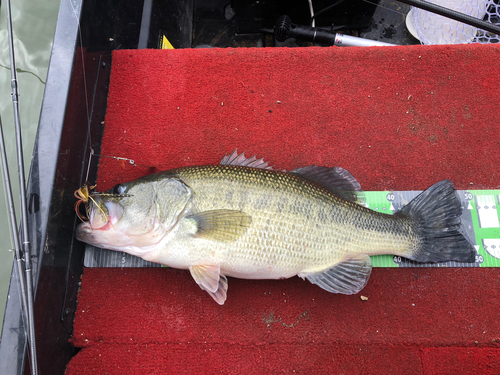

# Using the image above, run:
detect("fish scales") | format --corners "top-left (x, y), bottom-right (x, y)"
top-left (170, 165), bottom-right (417, 276)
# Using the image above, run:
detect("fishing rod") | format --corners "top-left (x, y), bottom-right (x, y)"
top-left (5, 0), bottom-right (39, 373)
top-left (0, 115), bottom-right (31, 361)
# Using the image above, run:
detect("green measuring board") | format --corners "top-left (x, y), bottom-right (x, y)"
top-left (369, 190), bottom-right (500, 268)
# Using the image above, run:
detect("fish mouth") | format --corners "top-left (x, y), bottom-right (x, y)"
top-left (85, 197), bottom-right (123, 230)
top-left (74, 200), bottom-right (116, 247)
top-left (74, 213), bottom-right (162, 255)
top-left (75, 221), bottom-right (100, 246)
top-left (75, 220), bottom-right (117, 249)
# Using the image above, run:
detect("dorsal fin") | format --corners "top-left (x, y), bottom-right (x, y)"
top-left (220, 149), bottom-right (278, 170)
top-left (290, 165), bottom-right (365, 205)
top-left (220, 151), bottom-right (364, 204)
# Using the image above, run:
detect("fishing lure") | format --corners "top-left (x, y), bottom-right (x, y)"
top-left (74, 182), bottom-right (96, 222)
top-left (74, 182), bottom-right (133, 222)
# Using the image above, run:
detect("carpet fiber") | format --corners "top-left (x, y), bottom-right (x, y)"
top-left (67, 44), bottom-right (500, 374)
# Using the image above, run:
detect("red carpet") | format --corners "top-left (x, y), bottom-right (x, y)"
top-left (68, 45), bottom-right (500, 374)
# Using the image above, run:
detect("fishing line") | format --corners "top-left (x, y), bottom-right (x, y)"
top-left (94, 153), bottom-right (137, 166)
top-left (59, 0), bottom-right (101, 341)
top-left (310, 0), bottom-right (408, 24)
top-left (68, 2), bottom-right (141, 183)
top-left (68, 0), bottom-right (91, 139)
top-left (68, 0), bottom-right (95, 185)
top-left (93, 153), bottom-right (155, 168)
top-left (69, 0), bottom-right (125, 183)
top-left (361, 0), bottom-right (408, 17)
top-left (310, 0), bottom-right (347, 22)
top-left (61, 3), bottom-right (152, 336)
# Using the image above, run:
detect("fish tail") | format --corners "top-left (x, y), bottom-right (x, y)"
top-left (396, 180), bottom-right (476, 263)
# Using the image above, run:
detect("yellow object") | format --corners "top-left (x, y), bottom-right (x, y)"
top-left (161, 36), bottom-right (174, 49)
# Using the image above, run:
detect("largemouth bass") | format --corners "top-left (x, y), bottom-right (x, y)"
top-left (75, 150), bottom-right (475, 304)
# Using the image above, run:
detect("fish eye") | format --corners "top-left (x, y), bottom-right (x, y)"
top-left (113, 184), bottom-right (127, 195)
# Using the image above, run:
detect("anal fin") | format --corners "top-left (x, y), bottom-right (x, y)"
top-left (300, 255), bottom-right (372, 295)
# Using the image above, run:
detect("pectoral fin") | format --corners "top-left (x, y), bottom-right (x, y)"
top-left (300, 255), bottom-right (372, 295)
top-left (188, 209), bottom-right (252, 242)
top-left (189, 264), bottom-right (228, 305)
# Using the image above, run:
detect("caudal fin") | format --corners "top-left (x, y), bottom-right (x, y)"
top-left (395, 180), bottom-right (476, 263)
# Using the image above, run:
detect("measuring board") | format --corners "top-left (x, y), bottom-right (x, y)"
top-left (83, 189), bottom-right (500, 268)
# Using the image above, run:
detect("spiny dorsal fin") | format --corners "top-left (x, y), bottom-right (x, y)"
top-left (188, 209), bottom-right (252, 242)
top-left (300, 255), bottom-right (372, 295)
top-left (290, 165), bottom-right (365, 205)
top-left (220, 149), bottom-right (278, 170)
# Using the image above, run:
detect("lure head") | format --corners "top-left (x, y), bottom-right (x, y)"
top-left (73, 183), bottom-right (96, 222)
